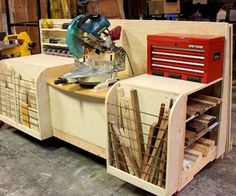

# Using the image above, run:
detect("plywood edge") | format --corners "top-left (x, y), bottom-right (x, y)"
top-left (105, 82), bottom-right (120, 166)
top-left (36, 71), bottom-right (53, 139)
top-left (167, 94), bottom-right (186, 195)
top-left (216, 23), bottom-right (232, 157)
top-left (107, 166), bottom-right (167, 196)
top-left (0, 114), bottom-right (42, 140)
top-left (48, 80), bottom-right (107, 100)
top-left (47, 71), bottom-right (130, 100)
top-left (53, 128), bottom-right (106, 159)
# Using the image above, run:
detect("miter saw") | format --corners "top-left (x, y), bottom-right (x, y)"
top-left (54, 14), bottom-right (127, 91)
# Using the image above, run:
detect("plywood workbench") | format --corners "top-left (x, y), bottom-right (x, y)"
top-left (45, 19), bottom-right (233, 159)
top-left (0, 19), bottom-right (233, 195)
top-left (47, 69), bottom-right (129, 158)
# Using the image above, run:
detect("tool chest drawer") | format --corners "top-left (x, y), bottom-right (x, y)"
top-left (147, 34), bottom-right (225, 83)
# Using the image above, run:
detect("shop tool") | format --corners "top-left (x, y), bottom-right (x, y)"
top-left (54, 14), bottom-right (127, 90)
top-left (0, 32), bottom-right (35, 58)
top-left (147, 33), bottom-right (225, 83)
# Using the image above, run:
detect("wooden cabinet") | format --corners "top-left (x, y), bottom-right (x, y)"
top-left (46, 64), bottom-right (129, 158)
top-left (106, 74), bottom-right (227, 195)
top-left (0, 54), bottom-right (73, 139)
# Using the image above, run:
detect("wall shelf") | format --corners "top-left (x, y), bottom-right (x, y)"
top-left (41, 28), bottom-right (67, 32)
top-left (42, 43), bottom-right (67, 48)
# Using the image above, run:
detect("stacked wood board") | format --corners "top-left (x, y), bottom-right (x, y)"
top-left (108, 87), bottom-right (172, 187)
top-left (0, 70), bottom-right (15, 121)
top-left (183, 94), bottom-right (221, 171)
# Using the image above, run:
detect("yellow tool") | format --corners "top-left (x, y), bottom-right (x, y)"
top-left (51, 0), bottom-right (60, 18)
top-left (0, 32), bottom-right (35, 57)
top-left (50, 0), bottom-right (69, 18)
top-left (61, 0), bottom-right (70, 18)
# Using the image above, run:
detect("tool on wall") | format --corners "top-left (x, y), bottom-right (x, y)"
top-left (50, 0), bottom-right (70, 18)
top-left (77, 0), bottom-right (101, 15)
top-left (0, 32), bottom-right (35, 58)
top-left (54, 14), bottom-right (132, 91)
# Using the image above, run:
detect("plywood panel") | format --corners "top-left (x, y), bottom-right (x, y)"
top-left (88, 0), bottom-right (124, 19)
top-left (27, 0), bottom-right (37, 21)
top-left (0, 0), bottom-right (6, 32)
top-left (40, 0), bottom-right (49, 18)
top-left (27, 26), bottom-right (40, 54)
top-left (109, 20), bottom-right (230, 76)
top-left (49, 86), bottom-right (107, 148)
top-left (0, 1), bottom-right (2, 31)
top-left (69, 0), bottom-right (77, 18)
top-left (13, 0), bottom-right (28, 22)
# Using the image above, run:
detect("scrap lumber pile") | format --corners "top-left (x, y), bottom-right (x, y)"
top-left (186, 94), bottom-right (222, 119)
top-left (108, 88), bottom-right (173, 188)
top-left (183, 94), bottom-right (221, 170)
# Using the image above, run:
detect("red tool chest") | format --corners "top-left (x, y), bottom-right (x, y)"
top-left (147, 34), bottom-right (225, 83)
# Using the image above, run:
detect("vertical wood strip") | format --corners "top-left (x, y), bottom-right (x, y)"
top-left (130, 89), bottom-right (145, 168)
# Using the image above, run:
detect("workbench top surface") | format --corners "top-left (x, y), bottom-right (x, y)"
top-left (48, 79), bottom-right (108, 99)
top-left (2, 54), bottom-right (74, 68)
top-left (120, 74), bottom-right (222, 96)
top-left (48, 72), bottom-right (130, 100)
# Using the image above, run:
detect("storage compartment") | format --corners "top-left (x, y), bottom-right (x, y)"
top-left (180, 81), bottom-right (222, 189)
top-left (0, 70), bottom-right (39, 130)
top-left (106, 75), bottom-right (228, 196)
top-left (0, 54), bottom-right (73, 140)
top-left (107, 88), bottom-right (171, 188)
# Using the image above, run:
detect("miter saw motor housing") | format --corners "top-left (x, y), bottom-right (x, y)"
top-left (54, 14), bottom-right (126, 91)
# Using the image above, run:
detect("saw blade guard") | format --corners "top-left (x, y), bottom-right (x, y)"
top-left (66, 15), bottom-right (85, 59)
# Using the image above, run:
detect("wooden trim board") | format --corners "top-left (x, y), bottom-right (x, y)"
top-left (0, 114), bottom-right (41, 140)
top-left (107, 166), bottom-right (166, 196)
top-left (53, 128), bottom-right (106, 159)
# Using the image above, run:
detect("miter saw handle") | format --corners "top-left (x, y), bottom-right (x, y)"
top-left (109, 26), bottom-right (122, 41)
top-left (76, 14), bottom-right (100, 26)
top-left (54, 77), bottom-right (68, 85)
top-left (76, 14), bottom-right (110, 37)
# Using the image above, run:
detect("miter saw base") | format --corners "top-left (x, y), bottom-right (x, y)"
top-left (77, 74), bottom-right (113, 85)
top-left (54, 65), bottom-right (118, 91)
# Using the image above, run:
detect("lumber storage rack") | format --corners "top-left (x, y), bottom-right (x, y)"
top-left (105, 74), bottom-right (226, 196)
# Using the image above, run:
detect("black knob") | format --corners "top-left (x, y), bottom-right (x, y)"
top-left (54, 77), bottom-right (68, 85)
top-left (28, 42), bottom-right (36, 49)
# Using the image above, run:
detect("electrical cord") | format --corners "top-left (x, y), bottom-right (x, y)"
top-left (124, 49), bottom-right (135, 76)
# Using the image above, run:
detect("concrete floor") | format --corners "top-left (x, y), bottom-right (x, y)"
top-left (0, 127), bottom-right (236, 196)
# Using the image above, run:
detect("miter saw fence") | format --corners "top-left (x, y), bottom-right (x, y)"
top-left (54, 14), bottom-right (127, 90)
